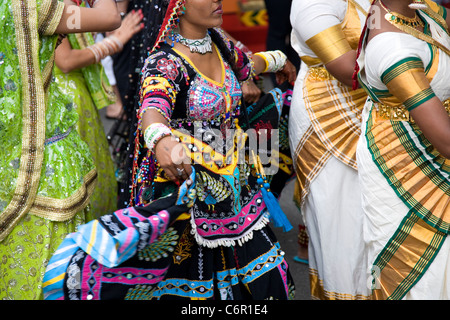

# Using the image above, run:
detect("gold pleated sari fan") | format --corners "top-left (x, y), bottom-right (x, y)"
top-left (356, 0), bottom-right (450, 300)
top-left (293, 0), bottom-right (368, 208)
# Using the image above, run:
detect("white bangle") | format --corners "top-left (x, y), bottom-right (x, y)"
top-left (143, 123), bottom-right (173, 153)
top-left (87, 46), bottom-right (101, 63)
top-left (273, 50), bottom-right (287, 71)
top-left (108, 35), bottom-right (124, 51)
top-left (254, 50), bottom-right (287, 73)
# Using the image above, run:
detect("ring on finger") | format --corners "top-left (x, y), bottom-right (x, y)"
top-left (176, 167), bottom-right (185, 176)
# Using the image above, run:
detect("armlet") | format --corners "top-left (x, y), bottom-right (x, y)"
top-left (381, 57), bottom-right (435, 111)
top-left (305, 24), bottom-right (352, 65)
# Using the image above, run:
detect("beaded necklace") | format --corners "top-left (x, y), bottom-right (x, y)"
top-left (380, 0), bottom-right (425, 29)
top-left (173, 32), bottom-right (213, 54)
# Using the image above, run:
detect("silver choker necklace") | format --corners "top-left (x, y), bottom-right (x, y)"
top-left (174, 32), bottom-right (212, 54)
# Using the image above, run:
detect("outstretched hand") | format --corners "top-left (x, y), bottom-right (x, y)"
top-left (108, 9), bottom-right (144, 44)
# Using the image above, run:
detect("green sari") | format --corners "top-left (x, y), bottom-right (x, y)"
top-left (65, 32), bottom-right (116, 109)
top-left (54, 32), bottom-right (118, 219)
top-left (0, 0), bottom-right (97, 299)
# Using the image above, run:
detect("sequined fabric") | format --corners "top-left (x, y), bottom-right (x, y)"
top-left (0, 0), bottom-right (97, 299)
top-left (54, 66), bottom-right (117, 218)
top-left (41, 29), bottom-right (295, 300)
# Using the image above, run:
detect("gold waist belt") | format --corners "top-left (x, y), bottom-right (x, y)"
top-left (307, 66), bottom-right (336, 82)
top-left (375, 99), bottom-right (450, 123)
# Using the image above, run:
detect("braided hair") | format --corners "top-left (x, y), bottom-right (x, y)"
top-left (116, 0), bottom-right (172, 208)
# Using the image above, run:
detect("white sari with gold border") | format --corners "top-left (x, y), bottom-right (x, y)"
top-left (356, 3), bottom-right (450, 299)
top-left (289, 0), bottom-right (372, 300)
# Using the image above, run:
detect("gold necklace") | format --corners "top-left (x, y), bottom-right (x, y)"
top-left (379, 0), bottom-right (425, 28)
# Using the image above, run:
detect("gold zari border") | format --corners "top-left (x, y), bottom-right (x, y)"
top-left (343, 0), bottom-right (367, 50)
top-left (372, 216), bottom-right (446, 300)
top-left (30, 169), bottom-right (98, 221)
top-left (384, 68), bottom-right (433, 110)
top-left (303, 69), bottom-right (366, 170)
top-left (374, 47), bottom-right (438, 119)
top-left (310, 268), bottom-right (372, 300)
top-left (374, 47), bottom-right (440, 122)
top-left (43, 51), bottom-right (56, 92)
top-left (424, 0), bottom-right (449, 31)
top-left (293, 126), bottom-right (332, 208)
top-left (368, 108), bottom-right (450, 227)
top-left (0, 0), bottom-right (48, 242)
top-left (38, 0), bottom-right (65, 36)
top-left (0, 0), bottom-right (67, 242)
top-left (300, 0), bottom-right (366, 66)
top-left (367, 103), bottom-right (450, 299)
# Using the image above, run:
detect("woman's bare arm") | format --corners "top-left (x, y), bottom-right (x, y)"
top-left (325, 50), bottom-right (357, 87)
top-left (55, 9), bottom-right (144, 73)
top-left (410, 97), bottom-right (450, 158)
top-left (56, 0), bottom-right (121, 34)
top-left (54, 38), bottom-right (96, 73)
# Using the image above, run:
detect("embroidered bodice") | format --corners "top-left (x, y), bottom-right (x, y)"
top-left (136, 30), bottom-right (270, 247)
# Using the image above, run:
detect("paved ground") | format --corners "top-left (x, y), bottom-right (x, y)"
top-left (274, 179), bottom-right (310, 300)
top-left (99, 99), bottom-right (311, 301)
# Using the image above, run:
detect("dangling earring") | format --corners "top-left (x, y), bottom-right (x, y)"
top-left (176, 0), bottom-right (186, 17)
top-left (409, 0), bottom-right (427, 10)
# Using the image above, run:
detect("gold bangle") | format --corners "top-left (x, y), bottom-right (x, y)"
top-left (254, 52), bottom-right (269, 73)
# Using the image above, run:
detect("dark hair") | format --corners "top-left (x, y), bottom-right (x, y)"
top-left (115, 0), bottom-right (171, 208)
top-left (209, 28), bottom-right (240, 77)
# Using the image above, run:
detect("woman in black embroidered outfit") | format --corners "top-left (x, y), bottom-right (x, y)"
top-left (43, 0), bottom-right (297, 300)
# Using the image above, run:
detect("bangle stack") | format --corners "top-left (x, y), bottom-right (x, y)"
top-left (87, 35), bottom-right (123, 63)
top-left (254, 50), bottom-right (287, 73)
top-left (143, 123), bottom-right (173, 153)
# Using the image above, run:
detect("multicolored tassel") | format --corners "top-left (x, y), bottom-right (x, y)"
top-left (251, 151), bottom-right (293, 232)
